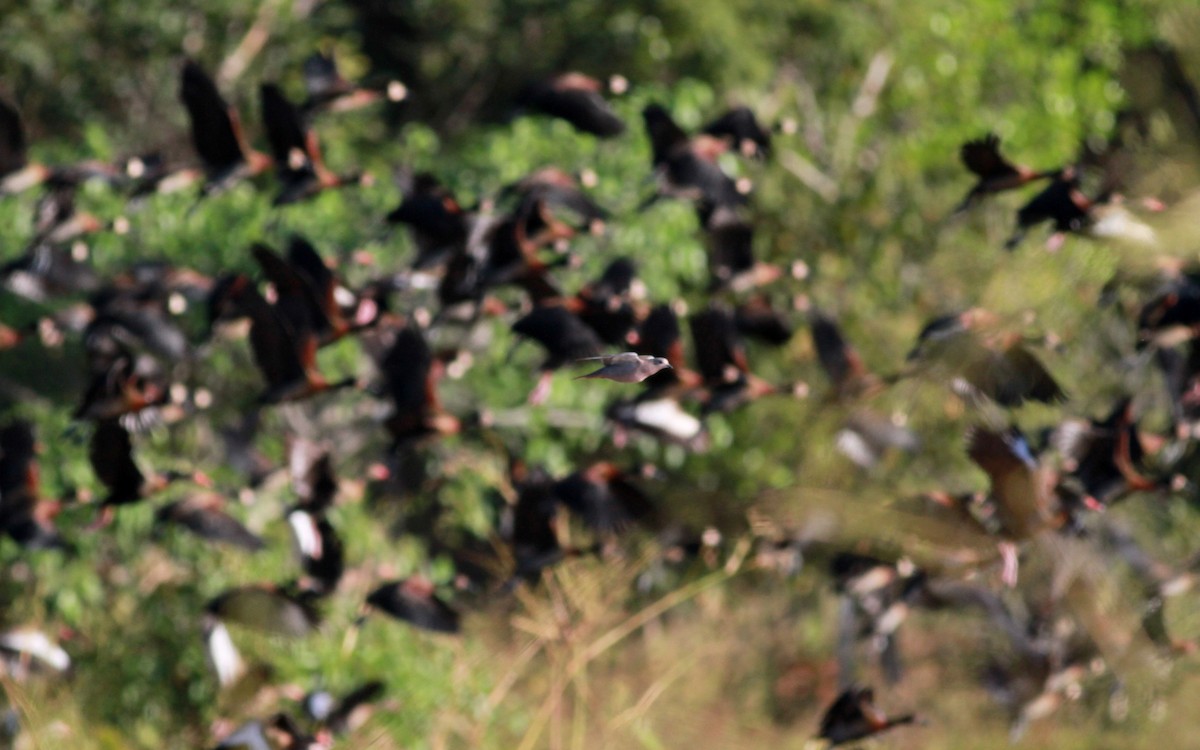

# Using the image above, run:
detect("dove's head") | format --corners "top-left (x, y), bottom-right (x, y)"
top-left (646, 356), bottom-right (672, 371)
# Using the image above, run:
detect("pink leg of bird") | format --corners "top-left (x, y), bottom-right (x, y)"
top-left (999, 541), bottom-right (1019, 588)
top-left (528, 370), bottom-right (554, 405)
top-left (1045, 233), bottom-right (1066, 253)
top-left (87, 504), bottom-right (116, 531)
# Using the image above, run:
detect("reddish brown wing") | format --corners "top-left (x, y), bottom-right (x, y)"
top-left (967, 427), bottom-right (1045, 538)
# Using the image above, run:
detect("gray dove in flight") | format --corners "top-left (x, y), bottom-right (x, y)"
top-left (574, 352), bottom-right (672, 383)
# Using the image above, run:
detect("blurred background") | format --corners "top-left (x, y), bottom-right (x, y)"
top-left (3, 0), bottom-right (1200, 748)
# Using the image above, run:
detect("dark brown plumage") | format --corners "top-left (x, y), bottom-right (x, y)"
top-left (301, 50), bottom-right (403, 115)
top-left (155, 494), bottom-right (264, 551)
top-left (701, 105), bottom-right (772, 158)
top-left (955, 133), bottom-right (1054, 212)
top-left (374, 322), bottom-right (461, 446)
top-left (386, 173), bottom-right (469, 269)
top-left (552, 462), bottom-right (657, 534)
top-left (517, 72), bottom-right (625, 137)
top-left (1053, 397), bottom-right (1160, 508)
top-left (179, 60), bottom-right (271, 193)
top-left (0, 420), bottom-right (67, 549)
top-left (366, 578), bottom-right (461, 634)
top-left (642, 103), bottom-right (745, 210)
top-left (1004, 167), bottom-right (1090, 250)
top-left (817, 685), bottom-right (916, 746)
top-left (260, 83), bottom-right (364, 205)
top-left (809, 309), bottom-right (875, 399)
top-left (215, 257), bottom-right (354, 404)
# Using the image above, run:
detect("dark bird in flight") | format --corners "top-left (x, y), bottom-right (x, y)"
top-left (516, 72), bottom-right (626, 137)
top-left (954, 133), bottom-right (1056, 213)
top-left (365, 577), bottom-right (461, 634)
top-left (817, 685), bottom-right (916, 746)
top-left (260, 83), bottom-right (368, 205)
top-left (179, 60), bottom-right (272, 195)
top-left (301, 50), bottom-right (406, 115)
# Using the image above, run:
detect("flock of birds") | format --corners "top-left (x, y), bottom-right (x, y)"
top-left (0, 47), bottom-right (1197, 749)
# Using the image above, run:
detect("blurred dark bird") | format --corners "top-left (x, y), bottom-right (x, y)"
top-left (301, 50), bottom-right (406, 115)
top-left (179, 59), bottom-right (272, 194)
top-left (574, 352), bottom-right (672, 383)
top-left (282, 445), bottom-right (344, 596)
top-left (809, 308), bottom-right (880, 401)
top-left (701, 204), bottom-right (781, 292)
top-left (734, 295), bottom-right (794, 346)
top-left (701, 105), bottom-right (772, 159)
top-left (510, 464), bottom-right (565, 580)
top-left (1051, 397), bottom-right (1162, 509)
top-left (642, 103), bottom-right (746, 210)
top-left (507, 462), bottom-right (603, 580)
top-left (272, 236), bottom-right (382, 343)
top-left (0, 96), bottom-right (123, 194)
top-left (207, 584), bottom-right (321, 637)
top-left (28, 185), bottom-right (112, 246)
top-left (516, 72), bottom-right (626, 137)
top-left (289, 438), bottom-right (339, 514)
top-left (365, 577), bottom-right (461, 634)
top-left (155, 494), bottom-right (264, 551)
top-left (513, 305), bottom-right (605, 404)
top-left (690, 303), bottom-right (789, 413)
top-left (0, 96), bottom-right (39, 193)
top-left (251, 241), bottom-right (334, 340)
top-left (287, 508), bottom-right (344, 596)
top-left (386, 172), bottom-right (469, 269)
top-left (208, 269), bottom-right (355, 404)
top-left (567, 257), bottom-right (641, 346)
top-left (372, 321), bottom-right (462, 446)
top-left (213, 714), bottom-right (321, 750)
top-left (552, 462), bottom-right (658, 534)
top-left (85, 294), bottom-right (191, 364)
top-left (72, 348), bottom-right (170, 424)
top-left (1004, 166), bottom-right (1091, 250)
top-left (1137, 270), bottom-right (1200, 349)
top-left (304, 680), bottom-right (386, 736)
top-left (1, 243), bottom-right (100, 302)
top-left (88, 419), bottom-right (202, 523)
top-left (955, 133), bottom-right (1055, 213)
top-left (260, 83), bottom-right (367, 205)
top-left (905, 309), bottom-right (1065, 407)
top-left (968, 425), bottom-right (1061, 585)
top-left (830, 553), bottom-right (922, 685)
top-left (0, 420), bottom-right (69, 550)
top-left (502, 166), bottom-right (609, 240)
top-left (817, 685), bottom-right (916, 746)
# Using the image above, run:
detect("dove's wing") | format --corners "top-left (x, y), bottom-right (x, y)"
top-left (576, 352), bottom-right (641, 364)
